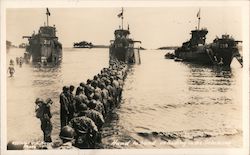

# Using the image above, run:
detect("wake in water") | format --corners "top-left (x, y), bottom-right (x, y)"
top-left (102, 127), bottom-right (242, 149)
top-left (137, 128), bottom-right (241, 142)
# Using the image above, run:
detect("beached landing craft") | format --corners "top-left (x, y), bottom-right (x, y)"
top-left (172, 9), bottom-right (243, 67)
top-left (109, 8), bottom-right (141, 64)
top-left (23, 8), bottom-right (62, 65)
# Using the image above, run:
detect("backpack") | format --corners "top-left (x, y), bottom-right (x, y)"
top-left (35, 105), bottom-right (44, 119)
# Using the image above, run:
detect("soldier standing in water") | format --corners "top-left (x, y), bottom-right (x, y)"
top-left (8, 59), bottom-right (15, 77)
top-left (69, 104), bottom-right (98, 149)
top-left (60, 86), bottom-right (70, 129)
top-left (68, 85), bottom-right (76, 121)
top-left (35, 98), bottom-right (53, 142)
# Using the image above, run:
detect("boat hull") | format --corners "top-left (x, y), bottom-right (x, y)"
top-left (177, 51), bottom-right (212, 65)
top-left (175, 46), bottom-right (234, 66)
top-left (26, 41), bottom-right (62, 64)
top-left (211, 47), bottom-right (235, 66)
top-left (109, 46), bottom-right (136, 64)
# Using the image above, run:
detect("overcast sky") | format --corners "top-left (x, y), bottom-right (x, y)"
top-left (6, 7), bottom-right (242, 49)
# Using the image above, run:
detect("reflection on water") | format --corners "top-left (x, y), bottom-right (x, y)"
top-left (101, 50), bottom-right (242, 148)
top-left (7, 48), bottom-right (242, 148)
top-left (7, 48), bottom-right (108, 142)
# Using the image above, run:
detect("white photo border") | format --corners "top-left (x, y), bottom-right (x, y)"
top-left (1, 0), bottom-right (249, 155)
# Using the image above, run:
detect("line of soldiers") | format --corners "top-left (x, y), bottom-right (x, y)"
top-left (58, 60), bottom-right (128, 149)
top-left (7, 60), bottom-right (129, 150)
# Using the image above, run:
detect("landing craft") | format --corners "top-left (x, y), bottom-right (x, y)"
top-left (109, 8), bottom-right (141, 64)
top-left (23, 8), bottom-right (62, 65)
top-left (173, 9), bottom-right (243, 67)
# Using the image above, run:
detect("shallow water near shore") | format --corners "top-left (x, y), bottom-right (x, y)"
top-left (7, 48), bottom-right (242, 148)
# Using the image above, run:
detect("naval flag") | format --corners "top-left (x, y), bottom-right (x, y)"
top-left (117, 8), bottom-right (123, 18)
top-left (46, 8), bottom-right (51, 16)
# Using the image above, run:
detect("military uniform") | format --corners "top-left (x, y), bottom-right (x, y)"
top-left (40, 112), bottom-right (53, 142)
top-left (106, 84), bottom-right (115, 109)
top-left (94, 87), bottom-right (102, 100)
top-left (85, 109), bottom-right (104, 130)
top-left (77, 93), bottom-right (88, 103)
top-left (35, 100), bottom-right (53, 143)
top-left (60, 92), bottom-right (70, 129)
top-left (94, 100), bottom-right (105, 117)
top-left (68, 92), bottom-right (75, 121)
top-left (101, 88), bottom-right (110, 113)
top-left (69, 116), bottom-right (98, 149)
top-left (112, 79), bottom-right (121, 102)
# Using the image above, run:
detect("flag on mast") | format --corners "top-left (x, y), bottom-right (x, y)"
top-left (197, 9), bottom-right (200, 18)
top-left (117, 8), bottom-right (123, 18)
top-left (46, 8), bottom-right (51, 16)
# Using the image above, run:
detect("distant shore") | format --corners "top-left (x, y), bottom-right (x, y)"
top-left (157, 46), bottom-right (179, 50)
top-left (73, 45), bottom-right (109, 49)
top-left (72, 45), bottom-right (147, 50)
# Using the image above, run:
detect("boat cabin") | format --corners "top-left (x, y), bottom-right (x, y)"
top-left (190, 28), bottom-right (208, 46)
top-left (38, 26), bottom-right (57, 38)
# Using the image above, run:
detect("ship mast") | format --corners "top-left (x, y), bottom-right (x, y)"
top-left (46, 8), bottom-right (51, 26)
top-left (118, 7), bottom-right (124, 30)
top-left (197, 8), bottom-right (201, 30)
top-left (121, 8), bottom-right (124, 29)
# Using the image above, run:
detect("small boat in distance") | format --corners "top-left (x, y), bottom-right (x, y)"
top-left (73, 41), bottom-right (93, 48)
top-left (109, 8), bottom-right (141, 64)
top-left (174, 9), bottom-right (243, 67)
top-left (23, 8), bottom-right (62, 65)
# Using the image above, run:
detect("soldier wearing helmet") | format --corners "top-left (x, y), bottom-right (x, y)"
top-left (86, 101), bottom-right (104, 130)
top-left (75, 86), bottom-right (88, 113)
top-left (56, 126), bottom-right (78, 149)
top-left (92, 95), bottom-right (105, 117)
top-left (35, 97), bottom-right (53, 142)
top-left (35, 98), bottom-right (44, 118)
top-left (99, 82), bottom-right (109, 113)
top-left (69, 103), bottom-right (98, 149)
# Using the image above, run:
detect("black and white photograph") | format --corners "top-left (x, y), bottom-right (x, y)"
top-left (1, 0), bottom-right (249, 155)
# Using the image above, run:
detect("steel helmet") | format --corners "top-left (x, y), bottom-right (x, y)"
top-left (78, 103), bottom-right (88, 111)
top-left (62, 86), bottom-right (69, 92)
top-left (35, 98), bottom-right (44, 104)
top-left (89, 99), bottom-right (97, 109)
top-left (69, 85), bottom-right (75, 92)
top-left (59, 126), bottom-right (75, 140)
top-left (77, 86), bottom-right (84, 92)
top-left (79, 82), bottom-right (86, 88)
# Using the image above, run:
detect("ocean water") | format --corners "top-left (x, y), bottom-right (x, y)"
top-left (6, 48), bottom-right (242, 148)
